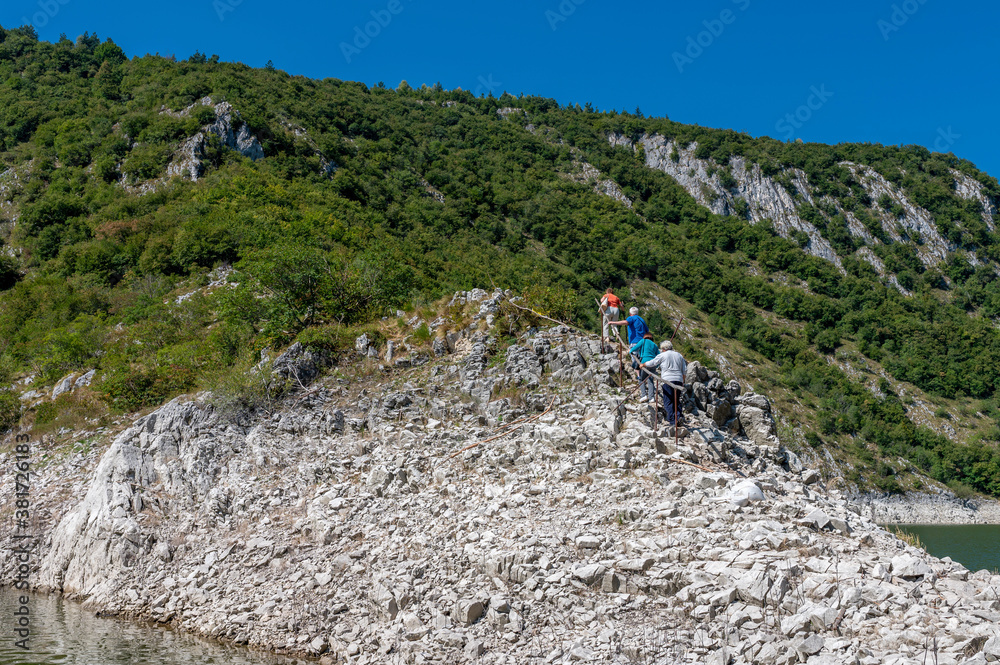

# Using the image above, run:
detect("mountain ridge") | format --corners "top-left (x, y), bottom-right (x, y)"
top-left (2, 25), bottom-right (1000, 499)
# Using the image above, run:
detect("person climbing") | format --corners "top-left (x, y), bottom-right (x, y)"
top-left (630, 332), bottom-right (659, 403)
top-left (599, 288), bottom-right (622, 343)
top-left (641, 340), bottom-right (687, 426)
top-left (608, 306), bottom-right (649, 346)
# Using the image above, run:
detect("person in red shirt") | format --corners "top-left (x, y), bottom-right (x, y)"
top-left (599, 288), bottom-right (622, 342)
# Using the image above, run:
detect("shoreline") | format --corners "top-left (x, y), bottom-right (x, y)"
top-left (852, 490), bottom-right (1000, 525)
top-left (7, 318), bottom-right (1000, 664)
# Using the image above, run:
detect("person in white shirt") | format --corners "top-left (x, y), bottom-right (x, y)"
top-left (641, 340), bottom-right (687, 425)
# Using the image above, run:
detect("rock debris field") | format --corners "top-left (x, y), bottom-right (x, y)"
top-left (4, 289), bottom-right (1000, 665)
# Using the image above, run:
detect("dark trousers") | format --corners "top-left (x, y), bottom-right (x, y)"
top-left (662, 383), bottom-right (681, 425)
top-left (638, 368), bottom-right (656, 401)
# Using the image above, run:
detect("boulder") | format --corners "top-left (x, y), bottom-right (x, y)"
top-left (740, 392), bottom-right (771, 412)
top-left (52, 373), bottom-right (76, 400)
top-left (729, 480), bottom-right (765, 507)
top-left (692, 382), bottom-right (710, 410)
top-left (453, 599), bottom-right (484, 626)
top-left (272, 342), bottom-right (323, 387)
top-left (891, 554), bottom-right (932, 579)
top-left (74, 369), bottom-right (96, 389)
top-left (355, 334), bottom-right (370, 356)
top-left (738, 406), bottom-right (777, 446)
top-left (685, 361), bottom-right (709, 385)
top-left (706, 399), bottom-right (732, 428)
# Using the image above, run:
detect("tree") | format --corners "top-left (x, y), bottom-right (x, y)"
top-left (96, 60), bottom-right (123, 100)
top-left (94, 38), bottom-right (126, 64)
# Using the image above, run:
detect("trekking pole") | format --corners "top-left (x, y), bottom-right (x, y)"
top-left (617, 340), bottom-right (623, 388)
top-left (670, 316), bottom-right (685, 342)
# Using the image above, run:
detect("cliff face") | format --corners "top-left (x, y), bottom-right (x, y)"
top-left (164, 97), bottom-right (266, 181)
top-left (6, 293), bottom-right (1000, 664)
top-left (609, 133), bottom-right (995, 280)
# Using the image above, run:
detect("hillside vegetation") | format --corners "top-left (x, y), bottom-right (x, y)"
top-left (2, 26), bottom-right (1000, 497)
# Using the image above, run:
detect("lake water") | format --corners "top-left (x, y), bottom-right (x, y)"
top-left (0, 588), bottom-right (308, 665)
top-left (890, 524), bottom-right (1000, 574)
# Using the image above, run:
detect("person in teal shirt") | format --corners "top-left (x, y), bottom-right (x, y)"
top-left (630, 333), bottom-right (659, 402)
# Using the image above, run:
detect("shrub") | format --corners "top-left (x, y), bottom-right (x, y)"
top-left (413, 322), bottom-right (431, 343)
top-left (206, 352), bottom-right (278, 426)
top-left (295, 324), bottom-right (384, 357)
top-left (0, 389), bottom-right (21, 432)
top-left (97, 363), bottom-right (196, 411)
top-left (813, 328), bottom-right (840, 353)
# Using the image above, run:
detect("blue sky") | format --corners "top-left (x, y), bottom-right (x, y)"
top-left (4, 0), bottom-right (997, 175)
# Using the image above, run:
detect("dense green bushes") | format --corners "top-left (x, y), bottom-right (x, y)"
top-left (2, 27), bottom-right (1000, 492)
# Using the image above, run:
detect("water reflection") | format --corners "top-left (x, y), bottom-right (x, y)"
top-left (0, 588), bottom-right (309, 665)
top-left (890, 524), bottom-right (1000, 574)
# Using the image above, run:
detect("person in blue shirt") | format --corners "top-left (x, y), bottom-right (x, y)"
top-left (608, 307), bottom-right (649, 346)
top-left (630, 333), bottom-right (660, 402)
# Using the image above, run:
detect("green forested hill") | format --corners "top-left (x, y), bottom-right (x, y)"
top-left (3, 26), bottom-right (1000, 496)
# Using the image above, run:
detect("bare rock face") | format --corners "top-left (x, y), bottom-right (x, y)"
top-left (608, 133), bottom-right (990, 276)
top-left (166, 98), bottom-right (265, 181)
top-left (38, 399), bottom-right (227, 597)
top-left (16, 301), bottom-right (1000, 665)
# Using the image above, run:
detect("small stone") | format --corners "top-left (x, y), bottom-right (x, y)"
top-left (891, 554), bottom-right (932, 579)
top-left (453, 599), bottom-right (484, 626)
top-left (601, 572), bottom-right (621, 593)
top-left (465, 639), bottom-right (486, 658)
top-left (805, 509), bottom-right (831, 530)
top-left (794, 633), bottom-right (824, 658)
top-left (573, 563), bottom-right (606, 586)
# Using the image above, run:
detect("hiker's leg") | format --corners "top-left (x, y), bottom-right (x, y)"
top-left (603, 307), bottom-right (619, 340)
top-left (665, 384), bottom-right (677, 424)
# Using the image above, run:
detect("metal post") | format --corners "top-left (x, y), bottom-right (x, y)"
top-left (674, 385), bottom-right (680, 449)
top-left (617, 341), bottom-right (623, 388)
top-left (652, 370), bottom-right (658, 430)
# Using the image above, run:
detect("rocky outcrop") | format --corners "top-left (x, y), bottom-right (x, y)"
top-left (7, 300), bottom-right (1000, 664)
top-left (166, 98), bottom-right (265, 181)
top-left (953, 169), bottom-right (998, 232)
top-left (609, 133), bottom-right (994, 276)
top-left (612, 133), bottom-right (843, 268)
top-left (569, 160), bottom-right (635, 209)
top-left (843, 162), bottom-right (965, 267)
